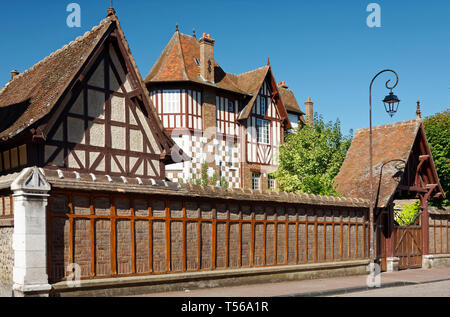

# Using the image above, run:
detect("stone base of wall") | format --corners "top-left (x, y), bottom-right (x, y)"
top-left (0, 225), bottom-right (14, 297)
top-left (51, 259), bottom-right (369, 297)
top-left (422, 254), bottom-right (450, 269)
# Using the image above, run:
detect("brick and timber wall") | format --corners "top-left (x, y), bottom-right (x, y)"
top-left (45, 176), bottom-right (370, 283)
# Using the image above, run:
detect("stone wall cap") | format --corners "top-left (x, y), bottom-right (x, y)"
top-left (42, 169), bottom-right (370, 208)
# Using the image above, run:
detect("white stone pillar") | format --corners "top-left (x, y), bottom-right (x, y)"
top-left (11, 167), bottom-right (51, 297)
top-left (386, 257), bottom-right (400, 272)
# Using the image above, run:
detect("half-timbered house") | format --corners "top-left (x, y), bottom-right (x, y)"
top-left (0, 11), bottom-right (185, 181)
top-left (145, 30), bottom-right (304, 190)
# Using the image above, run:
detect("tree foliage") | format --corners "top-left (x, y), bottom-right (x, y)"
top-left (423, 109), bottom-right (450, 207)
top-left (394, 200), bottom-right (421, 226)
top-left (273, 114), bottom-right (352, 196)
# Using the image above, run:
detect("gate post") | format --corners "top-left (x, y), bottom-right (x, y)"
top-left (10, 167), bottom-right (51, 297)
top-left (421, 196), bottom-right (429, 256)
top-left (385, 204), bottom-right (399, 272)
top-left (421, 196), bottom-right (431, 269)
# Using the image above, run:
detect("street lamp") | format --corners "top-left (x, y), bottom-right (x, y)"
top-left (368, 69), bottom-right (400, 269)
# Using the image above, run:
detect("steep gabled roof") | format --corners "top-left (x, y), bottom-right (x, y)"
top-left (234, 66), bottom-right (290, 128)
top-left (0, 14), bottom-right (187, 164)
top-left (334, 119), bottom-right (444, 208)
top-left (278, 86), bottom-right (305, 115)
top-left (145, 31), bottom-right (292, 128)
top-left (145, 31), bottom-right (245, 95)
top-left (0, 18), bottom-right (113, 140)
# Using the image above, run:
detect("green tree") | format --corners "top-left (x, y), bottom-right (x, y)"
top-left (273, 114), bottom-right (352, 196)
top-left (423, 109), bottom-right (450, 207)
top-left (394, 200), bottom-right (421, 226)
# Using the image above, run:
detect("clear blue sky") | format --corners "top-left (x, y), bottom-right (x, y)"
top-left (0, 0), bottom-right (448, 134)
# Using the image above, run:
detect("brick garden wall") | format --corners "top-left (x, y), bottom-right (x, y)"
top-left (47, 190), bottom-right (369, 283)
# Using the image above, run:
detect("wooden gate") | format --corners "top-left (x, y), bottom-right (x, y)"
top-left (394, 223), bottom-right (422, 270)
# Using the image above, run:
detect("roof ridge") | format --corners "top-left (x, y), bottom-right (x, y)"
top-left (176, 31), bottom-right (190, 81)
top-left (355, 119), bottom-right (420, 134)
top-left (0, 17), bottom-right (112, 97)
top-left (230, 65), bottom-right (269, 78)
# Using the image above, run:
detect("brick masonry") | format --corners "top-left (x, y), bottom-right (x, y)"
top-left (47, 190), bottom-right (370, 283)
top-left (429, 213), bottom-right (450, 255)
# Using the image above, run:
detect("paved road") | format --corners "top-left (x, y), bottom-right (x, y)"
top-left (333, 280), bottom-right (450, 297)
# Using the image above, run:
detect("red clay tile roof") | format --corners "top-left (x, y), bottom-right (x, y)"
top-left (145, 32), bottom-right (245, 95)
top-left (278, 86), bottom-right (304, 115)
top-left (145, 32), bottom-right (290, 126)
top-left (0, 18), bottom-right (113, 140)
top-left (0, 15), bottom-right (185, 162)
top-left (334, 119), bottom-right (443, 208)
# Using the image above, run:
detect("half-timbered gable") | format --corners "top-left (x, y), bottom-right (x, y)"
top-left (246, 78), bottom-right (284, 165)
top-left (0, 14), bottom-right (184, 179)
top-left (145, 30), bottom-right (297, 189)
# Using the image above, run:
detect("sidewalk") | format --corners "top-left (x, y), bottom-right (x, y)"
top-left (136, 267), bottom-right (450, 297)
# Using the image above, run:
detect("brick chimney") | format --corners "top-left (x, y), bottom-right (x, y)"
top-left (199, 33), bottom-right (215, 83)
top-left (304, 97), bottom-right (314, 126)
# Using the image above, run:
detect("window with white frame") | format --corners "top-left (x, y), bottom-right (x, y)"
top-left (162, 90), bottom-right (180, 114)
top-left (256, 119), bottom-right (270, 144)
top-left (252, 173), bottom-right (261, 190)
top-left (268, 175), bottom-right (276, 189)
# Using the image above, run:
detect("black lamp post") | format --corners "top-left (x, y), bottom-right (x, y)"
top-left (368, 70), bottom-right (400, 269)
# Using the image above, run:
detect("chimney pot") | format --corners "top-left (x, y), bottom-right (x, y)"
top-left (11, 70), bottom-right (20, 80)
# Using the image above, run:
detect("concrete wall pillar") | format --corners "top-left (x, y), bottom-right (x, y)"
top-left (386, 257), bottom-right (399, 272)
top-left (11, 167), bottom-right (51, 297)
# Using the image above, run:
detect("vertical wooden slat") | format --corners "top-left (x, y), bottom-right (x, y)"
top-left (355, 224), bottom-right (358, 258)
top-left (441, 218), bottom-right (443, 254)
top-left (284, 208), bottom-right (288, 265)
top-left (314, 217), bottom-right (318, 263)
top-left (165, 200), bottom-right (171, 272)
top-left (250, 205), bottom-right (255, 267)
top-left (323, 222), bottom-right (326, 261)
top-left (274, 212), bottom-right (278, 265)
top-left (305, 219), bottom-right (308, 262)
top-left (69, 194), bottom-right (74, 269)
top-left (130, 198), bottom-right (136, 274)
top-left (331, 209), bottom-right (335, 261)
top-left (90, 195), bottom-right (95, 277)
top-left (238, 206), bottom-right (242, 267)
top-left (295, 222), bottom-right (299, 264)
top-left (348, 221), bottom-right (351, 259)
top-left (197, 204), bottom-right (201, 270)
top-left (226, 204), bottom-right (230, 268)
top-left (263, 207), bottom-right (267, 266)
top-left (340, 222), bottom-right (343, 260)
top-left (148, 199), bottom-right (153, 273)
top-left (363, 223), bottom-right (366, 258)
top-left (111, 195), bottom-right (117, 275)
top-left (212, 204), bottom-right (217, 270)
top-left (182, 201), bottom-right (186, 272)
